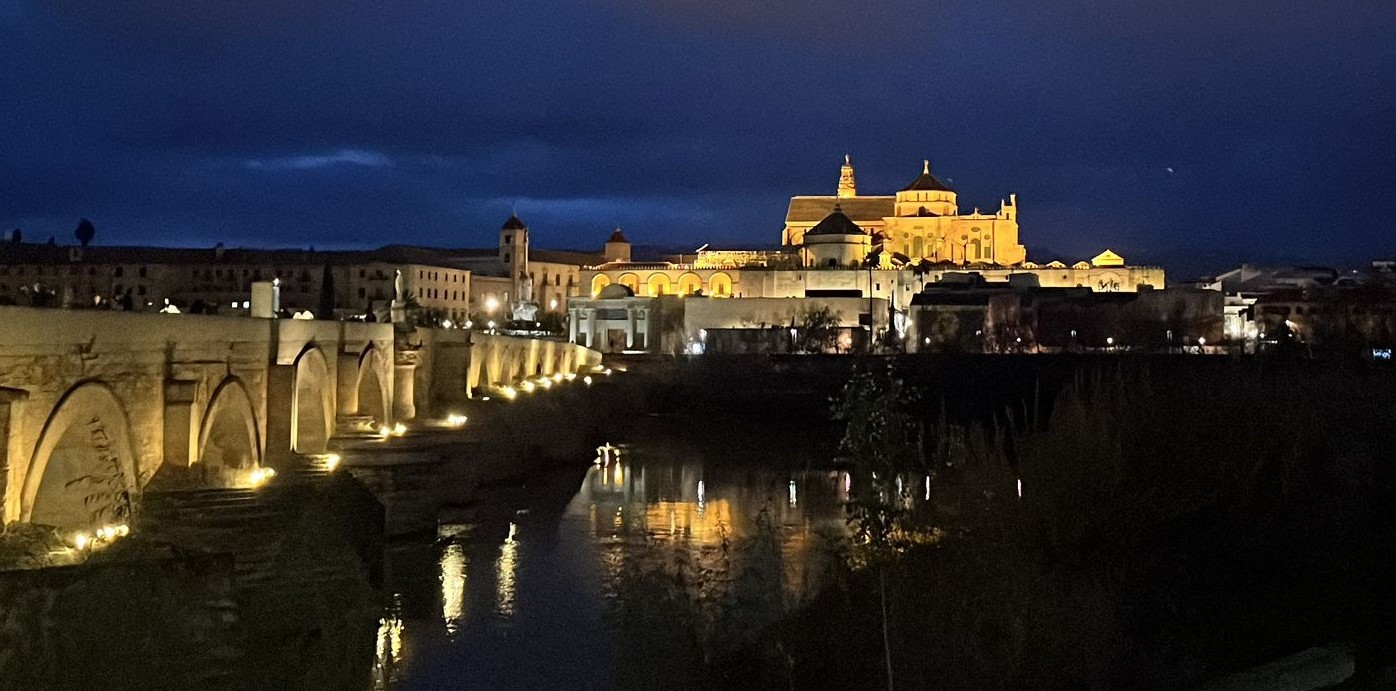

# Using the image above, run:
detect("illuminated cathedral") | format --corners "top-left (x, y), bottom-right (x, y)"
top-left (785, 156), bottom-right (1027, 268)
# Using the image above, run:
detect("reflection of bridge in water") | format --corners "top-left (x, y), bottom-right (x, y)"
top-left (0, 306), bottom-right (601, 530)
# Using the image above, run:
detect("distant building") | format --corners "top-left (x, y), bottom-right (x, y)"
top-left (452, 215), bottom-right (605, 322)
top-left (0, 214), bottom-right (608, 325)
top-left (909, 279), bottom-right (1223, 353)
top-left (0, 243), bottom-right (468, 319)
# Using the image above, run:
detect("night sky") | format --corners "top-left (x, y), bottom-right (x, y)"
top-left (3, 1), bottom-right (1394, 277)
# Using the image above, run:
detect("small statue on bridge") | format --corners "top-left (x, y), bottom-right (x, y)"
top-left (390, 269), bottom-right (407, 324)
top-left (512, 274), bottom-right (540, 322)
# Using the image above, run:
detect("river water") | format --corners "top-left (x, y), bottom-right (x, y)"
top-left (368, 437), bottom-right (874, 690)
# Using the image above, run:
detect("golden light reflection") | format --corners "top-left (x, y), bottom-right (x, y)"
top-left (642, 500), bottom-right (732, 542)
top-left (570, 458), bottom-right (865, 607)
top-left (371, 596), bottom-right (405, 691)
top-left (495, 522), bottom-right (518, 617)
top-left (440, 542), bottom-right (467, 635)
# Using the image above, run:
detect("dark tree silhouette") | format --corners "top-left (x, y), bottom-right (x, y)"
top-left (74, 218), bottom-right (95, 247)
top-left (318, 264), bottom-right (336, 319)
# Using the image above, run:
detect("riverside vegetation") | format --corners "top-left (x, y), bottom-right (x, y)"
top-left (608, 357), bottom-right (1396, 689)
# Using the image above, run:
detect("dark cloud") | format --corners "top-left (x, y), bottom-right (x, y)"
top-left (2, 0), bottom-right (1394, 276)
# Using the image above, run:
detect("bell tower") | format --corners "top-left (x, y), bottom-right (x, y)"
top-left (500, 213), bottom-right (529, 304)
top-left (836, 154), bottom-right (857, 198)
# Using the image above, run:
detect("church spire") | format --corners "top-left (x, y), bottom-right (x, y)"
top-left (837, 154), bottom-right (857, 199)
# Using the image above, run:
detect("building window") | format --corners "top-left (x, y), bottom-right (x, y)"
top-left (418, 287), bottom-right (423, 297)
top-left (358, 287), bottom-right (366, 298)
top-left (503, 234), bottom-right (511, 244)
top-left (115, 266), bottom-right (124, 277)
top-left (137, 285), bottom-right (146, 296)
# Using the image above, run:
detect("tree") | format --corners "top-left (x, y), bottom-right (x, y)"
top-left (796, 305), bottom-right (842, 353)
top-left (831, 362), bottom-right (926, 691)
top-left (74, 218), bottom-right (95, 247)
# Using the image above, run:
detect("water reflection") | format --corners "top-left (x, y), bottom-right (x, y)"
top-left (440, 543), bottom-right (466, 635)
top-left (371, 595), bottom-right (405, 691)
top-left (568, 456), bottom-right (857, 605)
top-left (379, 446), bottom-right (938, 690)
top-left (495, 522), bottom-right (519, 618)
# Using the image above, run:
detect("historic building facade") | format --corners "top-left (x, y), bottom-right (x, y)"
top-left (581, 156), bottom-right (1163, 304)
top-left (785, 157), bottom-right (1027, 267)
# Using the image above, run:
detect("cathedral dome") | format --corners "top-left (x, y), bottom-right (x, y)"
top-left (501, 214), bottom-right (528, 230)
top-left (806, 205), bottom-right (866, 237)
top-left (901, 160), bottom-right (954, 192)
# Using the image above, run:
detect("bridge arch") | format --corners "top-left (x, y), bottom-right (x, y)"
top-left (356, 344), bottom-right (391, 426)
top-left (198, 376), bottom-right (261, 480)
top-left (293, 345), bottom-right (334, 454)
top-left (22, 381), bottom-right (139, 529)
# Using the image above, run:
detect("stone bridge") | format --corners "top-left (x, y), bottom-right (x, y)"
top-left (0, 307), bottom-right (602, 530)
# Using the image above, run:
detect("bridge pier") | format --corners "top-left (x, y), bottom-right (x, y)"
top-left (263, 364), bottom-right (297, 465)
top-left (162, 380), bottom-right (199, 469)
top-left (393, 352), bottom-right (417, 421)
top-left (336, 353), bottom-right (360, 422)
top-left (0, 387), bottom-right (29, 524)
